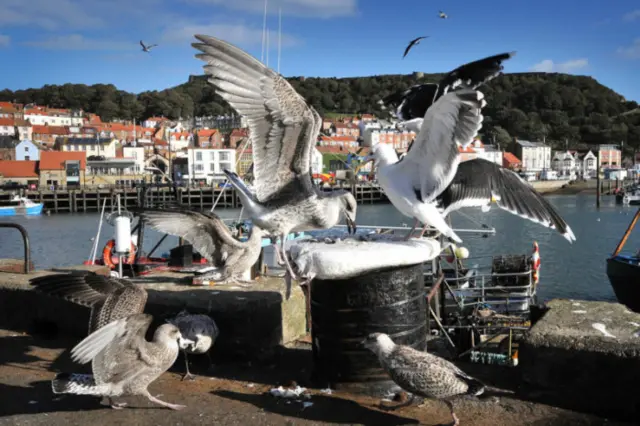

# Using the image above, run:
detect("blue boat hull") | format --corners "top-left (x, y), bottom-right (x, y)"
top-left (0, 203), bottom-right (44, 216)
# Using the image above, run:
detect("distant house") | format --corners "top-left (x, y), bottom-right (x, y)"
top-left (32, 125), bottom-right (69, 148)
top-left (571, 150), bottom-right (597, 178)
top-left (61, 137), bottom-right (117, 158)
top-left (169, 131), bottom-right (193, 151)
top-left (0, 118), bottom-right (16, 137)
top-left (503, 152), bottom-right (522, 170)
top-left (187, 148), bottom-right (236, 184)
top-left (551, 151), bottom-right (576, 175)
top-left (0, 160), bottom-right (39, 186)
top-left (14, 119), bottom-right (32, 140)
top-left (474, 142), bottom-right (503, 165)
top-left (229, 128), bottom-right (249, 148)
top-left (39, 151), bottom-right (86, 188)
top-left (0, 136), bottom-right (17, 160)
top-left (15, 140), bottom-right (40, 161)
top-left (510, 138), bottom-right (551, 172)
top-left (598, 144), bottom-right (621, 168)
top-left (195, 128), bottom-right (223, 149)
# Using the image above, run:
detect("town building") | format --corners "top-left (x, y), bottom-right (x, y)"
top-left (510, 138), bottom-right (551, 172)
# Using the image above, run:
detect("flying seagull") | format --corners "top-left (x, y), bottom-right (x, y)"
top-left (140, 40), bottom-right (158, 52)
top-left (30, 272), bottom-right (220, 382)
top-left (167, 310), bottom-right (220, 381)
top-left (191, 35), bottom-right (358, 295)
top-left (403, 36), bottom-right (429, 59)
top-left (379, 52), bottom-right (515, 133)
top-left (366, 89), bottom-right (488, 242)
top-left (131, 208), bottom-right (265, 285)
top-left (436, 158), bottom-right (576, 242)
top-left (363, 332), bottom-right (484, 426)
top-left (53, 313), bottom-right (193, 410)
top-left (439, 11), bottom-right (448, 19)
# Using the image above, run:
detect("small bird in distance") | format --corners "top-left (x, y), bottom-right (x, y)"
top-left (140, 40), bottom-right (158, 52)
top-left (439, 11), bottom-right (448, 19)
top-left (403, 36), bottom-right (429, 59)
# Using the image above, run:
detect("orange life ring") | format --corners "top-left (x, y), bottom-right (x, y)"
top-left (102, 239), bottom-right (136, 269)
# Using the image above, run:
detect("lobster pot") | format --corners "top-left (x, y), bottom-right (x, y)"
top-left (114, 215), bottom-right (132, 253)
top-left (310, 263), bottom-right (427, 397)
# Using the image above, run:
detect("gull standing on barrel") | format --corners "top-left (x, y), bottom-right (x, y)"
top-left (132, 208), bottom-right (265, 285)
top-left (367, 88), bottom-right (487, 242)
top-left (191, 35), bottom-right (358, 291)
top-left (53, 313), bottom-right (193, 410)
top-left (363, 332), bottom-right (485, 426)
top-left (30, 272), bottom-right (220, 382)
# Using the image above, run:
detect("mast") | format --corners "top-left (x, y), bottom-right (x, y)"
top-left (278, 7), bottom-right (282, 73)
top-left (266, 28), bottom-right (270, 67)
top-left (261, 0), bottom-right (268, 62)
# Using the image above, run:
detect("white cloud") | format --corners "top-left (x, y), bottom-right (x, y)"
top-left (623, 10), bottom-right (640, 22)
top-left (529, 58), bottom-right (588, 73)
top-left (182, 0), bottom-right (358, 18)
top-left (23, 34), bottom-right (137, 51)
top-left (162, 23), bottom-right (301, 48)
top-left (0, 35), bottom-right (10, 47)
top-left (617, 39), bottom-right (640, 59)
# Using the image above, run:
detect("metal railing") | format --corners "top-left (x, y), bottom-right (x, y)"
top-left (0, 222), bottom-right (31, 273)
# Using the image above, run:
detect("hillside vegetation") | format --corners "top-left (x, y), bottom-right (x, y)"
top-left (1, 72), bottom-right (639, 150)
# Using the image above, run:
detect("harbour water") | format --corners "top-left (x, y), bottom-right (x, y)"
top-left (0, 194), bottom-right (632, 303)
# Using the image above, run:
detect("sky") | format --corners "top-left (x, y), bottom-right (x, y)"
top-left (0, 0), bottom-right (638, 102)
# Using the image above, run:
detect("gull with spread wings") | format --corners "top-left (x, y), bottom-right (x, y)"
top-left (191, 35), bottom-right (358, 295)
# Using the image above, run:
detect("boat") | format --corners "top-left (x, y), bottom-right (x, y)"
top-left (606, 208), bottom-right (640, 313)
top-left (623, 189), bottom-right (640, 205)
top-left (0, 195), bottom-right (44, 217)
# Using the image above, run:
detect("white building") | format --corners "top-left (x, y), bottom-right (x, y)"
top-left (15, 140), bottom-right (40, 161)
top-left (311, 147), bottom-right (323, 175)
top-left (24, 110), bottom-right (74, 126)
top-left (472, 142), bottom-right (503, 165)
top-left (551, 151), bottom-right (576, 175)
top-left (512, 139), bottom-right (551, 172)
top-left (62, 137), bottom-right (118, 158)
top-left (575, 150), bottom-right (597, 178)
top-left (187, 148), bottom-right (236, 184)
top-left (0, 118), bottom-right (15, 137)
top-left (123, 146), bottom-right (145, 174)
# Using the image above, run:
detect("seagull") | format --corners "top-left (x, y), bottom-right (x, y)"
top-left (366, 89), bottom-right (488, 242)
top-left (437, 158), bottom-right (576, 242)
top-left (439, 10), bottom-right (448, 19)
top-left (191, 35), bottom-right (358, 295)
top-left (140, 40), bottom-right (158, 52)
top-left (363, 332), bottom-right (484, 426)
top-left (167, 310), bottom-right (220, 381)
top-left (131, 208), bottom-right (265, 285)
top-left (30, 272), bottom-right (220, 381)
top-left (52, 313), bottom-right (193, 410)
top-left (379, 52), bottom-right (515, 133)
top-left (403, 36), bottom-right (429, 59)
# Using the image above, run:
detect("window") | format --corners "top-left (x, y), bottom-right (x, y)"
top-left (25, 156), bottom-right (30, 161)
top-left (210, 152), bottom-right (215, 160)
top-left (210, 162), bottom-right (216, 172)
top-left (194, 164), bottom-right (204, 172)
top-left (219, 162), bottom-right (232, 172)
top-left (25, 146), bottom-right (29, 152)
top-left (196, 152), bottom-right (203, 161)
top-left (219, 151), bottom-right (230, 161)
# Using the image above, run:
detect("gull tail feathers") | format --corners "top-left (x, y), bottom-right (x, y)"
top-left (418, 203), bottom-right (462, 243)
top-left (52, 373), bottom-right (112, 396)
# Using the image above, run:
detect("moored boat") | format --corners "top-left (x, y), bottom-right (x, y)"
top-left (606, 208), bottom-right (640, 313)
top-left (0, 196), bottom-right (44, 217)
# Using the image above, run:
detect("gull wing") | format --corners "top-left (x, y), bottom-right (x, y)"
top-left (400, 89), bottom-right (486, 203)
top-left (193, 35), bottom-right (318, 204)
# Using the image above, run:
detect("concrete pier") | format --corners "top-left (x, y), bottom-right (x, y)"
top-left (519, 299), bottom-right (640, 421)
top-left (0, 266), bottom-right (307, 363)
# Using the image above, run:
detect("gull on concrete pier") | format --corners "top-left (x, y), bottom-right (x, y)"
top-left (363, 332), bottom-right (485, 426)
top-left (167, 310), bottom-right (220, 381)
top-left (53, 313), bottom-right (194, 410)
top-left (30, 272), bottom-right (220, 381)
top-left (191, 35), bottom-right (358, 295)
top-left (133, 208), bottom-right (265, 285)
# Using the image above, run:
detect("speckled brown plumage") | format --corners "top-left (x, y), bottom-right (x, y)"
top-left (30, 272), bottom-right (148, 333)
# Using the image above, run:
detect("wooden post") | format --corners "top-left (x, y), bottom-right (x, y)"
top-left (596, 150), bottom-right (601, 208)
top-left (612, 208), bottom-right (640, 257)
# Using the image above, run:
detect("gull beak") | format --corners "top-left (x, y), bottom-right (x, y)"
top-left (178, 337), bottom-right (196, 350)
top-left (345, 214), bottom-right (357, 235)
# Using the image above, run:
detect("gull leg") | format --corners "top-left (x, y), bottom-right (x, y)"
top-left (206, 351), bottom-right (216, 372)
top-left (404, 218), bottom-right (419, 241)
top-left (181, 351), bottom-right (196, 381)
top-left (273, 238), bottom-right (286, 266)
top-left (444, 399), bottom-right (459, 426)
top-left (109, 397), bottom-right (128, 409)
top-left (143, 390), bottom-right (186, 411)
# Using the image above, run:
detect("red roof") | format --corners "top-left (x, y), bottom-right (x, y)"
top-left (316, 146), bottom-right (349, 154)
top-left (0, 118), bottom-right (15, 127)
top-left (0, 160), bottom-right (38, 178)
top-left (458, 145), bottom-right (476, 154)
top-left (0, 102), bottom-right (14, 109)
top-left (39, 151), bottom-right (86, 170)
top-left (319, 135), bottom-right (357, 142)
top-left (32, 125), bottom-right (69, 135)
top-left (503, 152), bottom-right (521, 166)
top-left (230, 128), bottom-right (249, 138)
top-left (196, 129), bottom-right (218, 137)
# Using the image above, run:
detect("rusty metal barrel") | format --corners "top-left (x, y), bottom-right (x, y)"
top-left (309, 263), bottom-right (427, 396)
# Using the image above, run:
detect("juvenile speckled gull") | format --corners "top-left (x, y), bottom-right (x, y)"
top-left (367, 89), bottom-right (487, 242)
top-left (363, 332), bottom-right (485, 426)
top-left (379, 52), bottom-right (515, 133)
top-left (167, 310), bottom-right (220, 381)
top-left (132, 208), bottom-right (265, 284)
top-left (53, 313), bottom-right (194, 410)
top-left (30, 272), bottom-right (220, 382)
top-left (191, 35), bottom-right (358, 295)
